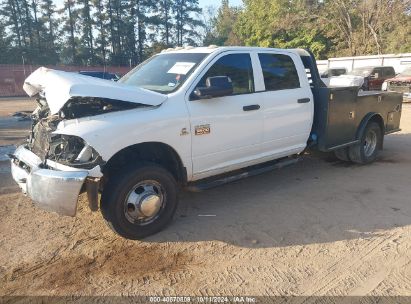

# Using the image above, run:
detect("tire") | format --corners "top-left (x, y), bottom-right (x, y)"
top-left (348, 122), bottom-right (382, 164)
top-left (334, 148), bottom-right (350, 162)
top-left (101, 163), bottom-right (178, 240)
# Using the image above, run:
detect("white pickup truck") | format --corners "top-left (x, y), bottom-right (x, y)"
top-left (10, 46), bottom-right (403, 239)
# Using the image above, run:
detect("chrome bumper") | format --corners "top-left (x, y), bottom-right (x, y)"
top-left (10, 145), bottom-right (88, 216)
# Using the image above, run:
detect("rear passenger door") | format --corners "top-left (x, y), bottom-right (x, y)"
top-left (256, 52), bottom-right (314, 159)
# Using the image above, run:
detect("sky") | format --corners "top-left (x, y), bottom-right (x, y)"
top-left (199, 0), bottom-right (243, 9)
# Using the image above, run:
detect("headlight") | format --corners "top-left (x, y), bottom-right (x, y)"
top-left (76, 144), bottom-right (93, 162)
top-left (382, 81), bottom-right (388, 91)
top-left (48, 135), bottom-right (101, 166)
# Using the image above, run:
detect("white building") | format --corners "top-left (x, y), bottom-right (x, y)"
top-left (317, 53), bottom-right (411, 74)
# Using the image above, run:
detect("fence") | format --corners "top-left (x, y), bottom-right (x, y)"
top-left (0, 64), bottom-right (132, 97)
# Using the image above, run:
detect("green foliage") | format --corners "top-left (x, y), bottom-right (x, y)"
top-left (0, 0), bottom-right (409, 65)
top-left (205, 0), bottom-right (242, 46)
top-left (208, 0), bottom-right (411, 59)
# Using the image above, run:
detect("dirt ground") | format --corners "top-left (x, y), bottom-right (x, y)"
top-left (0, 98), bottom-right (410, 297)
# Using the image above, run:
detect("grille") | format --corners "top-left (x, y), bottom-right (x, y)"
top-left (388, 82), bottom-right (411, 94)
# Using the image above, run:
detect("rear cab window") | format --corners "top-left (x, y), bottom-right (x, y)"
top-left (258, 53), bottom-right (300, 91)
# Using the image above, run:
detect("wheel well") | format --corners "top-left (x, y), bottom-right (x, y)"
top-left (102, 142), bottom-right (187, 185)
top-left (358, 114), bottom-right (385, 149)
top-left (369, 114), bottom-right (385, 134)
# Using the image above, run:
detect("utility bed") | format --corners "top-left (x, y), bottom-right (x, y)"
top-left (312, 88), bottom-right (402, 151)
top-left (299, 50), bottom-right (403, 152)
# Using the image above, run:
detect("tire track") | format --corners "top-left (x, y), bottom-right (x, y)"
top-left (291, 231), bottom-right (403, 300)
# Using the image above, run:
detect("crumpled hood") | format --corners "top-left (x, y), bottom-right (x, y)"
top-left (23, 67), bottom-right (168, 114)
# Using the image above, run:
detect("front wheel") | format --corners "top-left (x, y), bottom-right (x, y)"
top-left (101, 163), bottom-right (178, 239)
top-left (348, 122), bottom-right (382, 164)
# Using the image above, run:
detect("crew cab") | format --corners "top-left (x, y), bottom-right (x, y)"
top-left (10, 47), bottom-right (403, 239)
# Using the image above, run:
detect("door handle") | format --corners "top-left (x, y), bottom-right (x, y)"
top-left (297, 98), bottom-right (311, 103)
top-left (243, 104), bottom-right (260, 111)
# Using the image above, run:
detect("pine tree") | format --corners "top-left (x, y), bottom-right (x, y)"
top-left (40, 0), bottom-right (57, 52)
top-left (173, 0), bottom-right (203, 46)
top-left (78, 0), bottom-right (95, 64)
top-left (156, 0), bottom-right (173, 46)
top-left (92, 0), bottom-right (108, 64)
top-left (59, 0), bottom-right (78, 64)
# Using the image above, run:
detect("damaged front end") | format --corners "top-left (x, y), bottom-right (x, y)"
top-left (11, 67), bottom-right (166, 216)
top-left (11, 95), bottom-right (141, 216)
top-left (27, 96), bottom-right (135, 168)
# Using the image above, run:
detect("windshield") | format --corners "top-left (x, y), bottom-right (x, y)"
top-left (348, 67), bottom-right (373, 76)
top-left (119, 53), bottom-right (208, 94)
top-left (398, 67), bottom-right (411, 77)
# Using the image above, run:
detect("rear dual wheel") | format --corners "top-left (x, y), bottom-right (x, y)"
top-left (334, 122), bottom-right (382, 164)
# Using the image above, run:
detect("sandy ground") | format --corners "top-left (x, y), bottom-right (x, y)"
top-left (0, 98), bottom-right (410, 297)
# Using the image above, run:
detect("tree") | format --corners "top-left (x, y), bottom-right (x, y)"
top-left (92, 0), bottom-right (107, 64)
top-left (31, 0), bottom-right (41, 49)
top-left (200, 5), bottom-right (217, 45)
top-left (173, 0), bottom-right (203, 46)
top-left (205, 0), bottom-right (242, 46)
top-left (39, 0), bottom-right (59, 63)
top-left (156, 0), bottom-right (173, 46)
top-left (59, 0), bottom-right (78, 64)
top-left (1, 0), bottom-right (23, 49)
top-left (135, 0), bottom-right (154, 62)
top-left (77, 0), bottom-right (95, 64)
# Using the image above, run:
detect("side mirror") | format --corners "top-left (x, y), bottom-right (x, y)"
top-left (194, 76), bottom-right (233, 99)
top-left (370, 73), bottom-right (379, 79)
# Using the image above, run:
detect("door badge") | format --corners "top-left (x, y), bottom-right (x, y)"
top-left (195, 124), bottom-right (211, 135)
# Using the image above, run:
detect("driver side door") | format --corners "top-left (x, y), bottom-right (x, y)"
top-left (187, 52), bottom-right (264, 180)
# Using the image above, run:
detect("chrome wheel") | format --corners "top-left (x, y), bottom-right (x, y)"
top-left (124, 180), bottom-right (166, 225)
top-left (364, 129), bottom-right (377, 157)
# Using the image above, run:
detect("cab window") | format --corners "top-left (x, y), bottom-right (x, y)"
top-left (258, 53), bottom-right (300, 91)
top-left (383, 67), bottom-right (395, 77)
top-left (197, 53), bottom-right (254, 95)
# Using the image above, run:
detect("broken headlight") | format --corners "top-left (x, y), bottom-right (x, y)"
top-left (48, 135), bottom-right (102, 168)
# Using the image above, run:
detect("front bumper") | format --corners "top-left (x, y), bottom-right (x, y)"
top-left (10, 145), bottom-right (88, 216)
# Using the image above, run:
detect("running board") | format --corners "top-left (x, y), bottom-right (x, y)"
top-left (186, 157), bottom-right (300, 192)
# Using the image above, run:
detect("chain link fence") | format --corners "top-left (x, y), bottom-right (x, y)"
top-left (0, 64), bottom-right (132, 97)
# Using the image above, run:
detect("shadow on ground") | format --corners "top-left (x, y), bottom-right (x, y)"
top-left (143, 132), bottom-right (411, 248)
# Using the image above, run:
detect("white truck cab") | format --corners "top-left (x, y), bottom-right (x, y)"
top-left (10, 46), bottom-right (403, 239)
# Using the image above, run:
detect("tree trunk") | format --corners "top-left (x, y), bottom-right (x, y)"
top-left (22, 0), bottom-right (33, 47)
top-left (8, 0), bottom-right (22, 48)
top-left (31, 0), bottom-right (41, 49)
top-left (67, 0), bottom-right (76, 63)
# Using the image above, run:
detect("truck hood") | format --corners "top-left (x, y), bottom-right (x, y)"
top-left (23, 67), bottom-right (168, 114)
top-left (387, 76), bottom-right (411, 83)
top-left (329, 75), bottom-right (364, 88)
